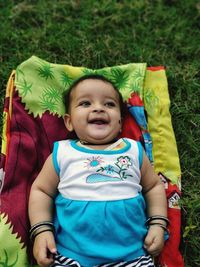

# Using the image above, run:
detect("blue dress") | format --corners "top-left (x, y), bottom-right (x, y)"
top-left (52, 138), bottom-right (149, 266)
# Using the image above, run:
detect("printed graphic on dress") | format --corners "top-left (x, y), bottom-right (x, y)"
top-left (84, 156), bottom-right (133, 183)
top-left (84, 156), bottom-right (104, 168)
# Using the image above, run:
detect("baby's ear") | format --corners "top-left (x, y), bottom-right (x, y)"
top-left (63, 114), bottom-right (74, 132)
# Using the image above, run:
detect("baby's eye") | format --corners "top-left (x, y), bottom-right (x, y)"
top-left (79, 101), bottom-right (91, 107)
top-left (105, 101), bottom-right (116, 107)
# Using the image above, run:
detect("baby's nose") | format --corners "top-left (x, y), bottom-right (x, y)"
top-left (92, 105), bottom-right (105, 113)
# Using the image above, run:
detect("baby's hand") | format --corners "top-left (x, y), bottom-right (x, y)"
top-left (144, 225), bottom-right (165, 257)
top-left (33, 231), bottom-right (57, 267)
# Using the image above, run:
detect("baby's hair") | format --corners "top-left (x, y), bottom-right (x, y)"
top-left (63, 74), bottom-right (126, 116)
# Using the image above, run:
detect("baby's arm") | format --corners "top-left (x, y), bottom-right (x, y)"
top-left (28, 154), bottom-right (59, 267)
top-left (140, 152), bottom-right (168, 256)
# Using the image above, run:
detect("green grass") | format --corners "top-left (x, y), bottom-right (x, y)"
top-left (0, 1), bottom-right (199, 266)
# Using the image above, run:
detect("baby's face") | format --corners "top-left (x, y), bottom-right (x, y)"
top-left (64, 79), bottom-right (122, 144)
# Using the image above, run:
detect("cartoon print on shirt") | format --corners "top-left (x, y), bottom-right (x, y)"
top-left (85, 156), bottom-right (133, 183)
top-left (84, 156), bottom-right (104, 168)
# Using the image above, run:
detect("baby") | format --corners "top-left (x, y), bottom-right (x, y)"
top-left (29, 74), bottom-right (168, 267)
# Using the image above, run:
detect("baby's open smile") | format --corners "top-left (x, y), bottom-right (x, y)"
top-left (88, 117), bottom-right (109, 125)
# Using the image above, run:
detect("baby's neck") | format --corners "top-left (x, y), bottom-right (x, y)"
top-left (79, 139), bottom-right (118, 150)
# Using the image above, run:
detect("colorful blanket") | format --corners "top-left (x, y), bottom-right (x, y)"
top-left (0, 56), bottom-right (184, 267)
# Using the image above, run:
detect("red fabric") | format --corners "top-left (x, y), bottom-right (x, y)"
top-left (128, 92), bottom-right (144, 107)
top-left (147, 66), bottom-right (165, 71)
top-left (0, 90), bottom-right (67, 247)
top-left (120, 111), bottom-right (142, 141)
top-left (156, 173), bottom-right (184, 267)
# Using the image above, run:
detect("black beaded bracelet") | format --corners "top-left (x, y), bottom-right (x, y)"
top-left (30, 221), bottom-right (54, 235)
top-left (146, 215), bottom-right (169, 226)
top-left (30, 225), bottom-right (54, 241)
top-left (30, 221), bottom-right (54, 242)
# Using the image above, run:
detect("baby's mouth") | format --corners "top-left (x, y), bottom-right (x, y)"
top-left (88, 119), bottom-right (108, 125)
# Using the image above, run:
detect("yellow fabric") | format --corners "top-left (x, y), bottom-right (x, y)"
top-left (143, 69), bottom-right (181, 186)
top-left (1, 71), bottom-right (15, 156)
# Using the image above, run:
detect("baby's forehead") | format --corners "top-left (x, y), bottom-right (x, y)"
top-left (75, 78), bottom-right (113, 88)
top-left (71, 79), bottom-right (119, 99)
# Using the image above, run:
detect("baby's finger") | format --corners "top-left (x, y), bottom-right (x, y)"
top-left (148, 248), bottom-right (160, 257)
top-left (47, 239), bottom-right (57, 255)
top-left (144, 234), bottom-right (154, 248)
top-left (146, 241), bottom-right (163, 257)
top-left (36, 247), bottom-right (54, 267)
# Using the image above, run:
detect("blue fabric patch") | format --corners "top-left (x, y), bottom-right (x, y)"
top-left (137, 142), bottom-right (143, 169)
top-left (52, 141), bottom-right (60, 175)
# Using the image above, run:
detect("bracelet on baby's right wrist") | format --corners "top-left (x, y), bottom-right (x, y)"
top-left (30, 221), bottom-right (55, 242)
top-left (146, 215), bottom-right (170, 234)
top-left (147, 222), bottom-right (169, 233)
